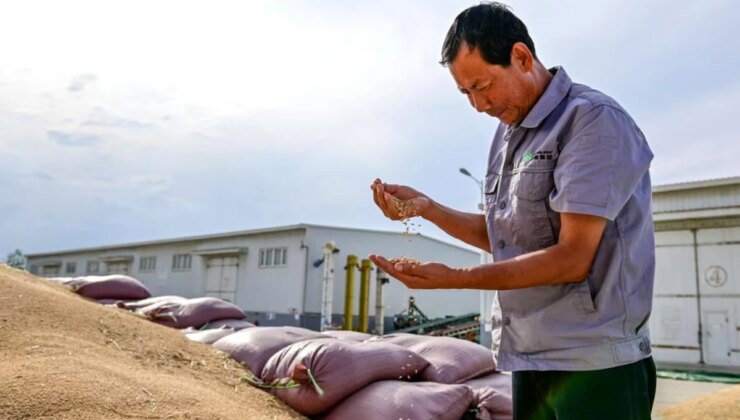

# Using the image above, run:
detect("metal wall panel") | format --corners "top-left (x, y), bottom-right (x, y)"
top-left (650, 226), bottom-right (740, 367)
top-left (653, 183), bottom-right (740, 213)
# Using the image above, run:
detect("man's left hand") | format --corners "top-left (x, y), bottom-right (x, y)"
top-left (369, 255), bottom-right (462, 289)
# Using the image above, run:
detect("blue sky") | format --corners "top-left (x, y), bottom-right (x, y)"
top-left (1, 0), bottom-right (738, 257)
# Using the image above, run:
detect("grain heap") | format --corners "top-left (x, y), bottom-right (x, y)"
top-left (0, 265), bottom-right (304, 420)
top-left (389, 256), bottom-right (422, 267)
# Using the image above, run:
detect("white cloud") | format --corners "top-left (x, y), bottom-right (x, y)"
top-left (67, 73), bottom-right (97, 92)
top-left (47, 130), bottom-right (102, 147)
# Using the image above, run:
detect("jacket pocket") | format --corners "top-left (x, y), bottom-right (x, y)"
top-left (511, 170), bottom-right (556, 250)
top-left (484, 173), bottom-right (499, 212)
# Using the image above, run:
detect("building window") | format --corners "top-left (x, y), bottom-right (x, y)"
top-left (87, 261), bottom-right (100, 274)
top-left (140, 256), bottom-right (157, 272)
top-left (259, 247), bottom-right (287, 268)
top-left (65, 262), bottom-right (77, 275)
top-left (42, 265), bottom-right (60, 276)
top-left (172, 254), bottom-right (192, 271)
top-left (106, 262), bottom-right (129, 275)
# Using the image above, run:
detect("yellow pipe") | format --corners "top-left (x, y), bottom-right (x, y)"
top-left (343, 255), bottom-right (358, 330)
top-left (359, 259), bottom-right (373, 333)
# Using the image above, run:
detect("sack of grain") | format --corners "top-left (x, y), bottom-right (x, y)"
top-left (321, 330), bottom-right (373, 342)
top-left (115, 295), bottom-right (187, 311)
top-left (259, 339), bottom-right (429, 416)
top-left (213, 326), bottom-right (330, 376)
top-left (183, 326), bottom-right (237, 344)
top-left (368, 333), bottom-right (496, 384)
top-left (464, 372), bottom-right (513, 420)
top-left (323, 380), bottom-right (474, 420)
top-left (200, 318), bottom-right (255, 331)
top-left (142, 297), bottom-right (245, 329)
top-left (57, 275), bottom-right (151, 300)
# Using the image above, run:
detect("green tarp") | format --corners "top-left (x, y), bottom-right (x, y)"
top-left (657, 370), bottom-right (740, 384)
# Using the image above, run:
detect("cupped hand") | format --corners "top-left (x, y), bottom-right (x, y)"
top-left (370, 178), bottom-right (431, 221)
top-left (369, 254), bottom-right (461, 290)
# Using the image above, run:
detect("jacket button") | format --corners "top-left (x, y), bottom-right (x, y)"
top-left (639, 341), bottom-right (648, 352)
top-left (497, 240), bottom-right (506, 249)
top-left (503, 316), bottom-right (511, 326)
top-left (498, 201), bottom-right (506, 209)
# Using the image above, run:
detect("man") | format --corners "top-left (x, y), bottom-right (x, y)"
top-left (369, 3), bottom-right (656, 419)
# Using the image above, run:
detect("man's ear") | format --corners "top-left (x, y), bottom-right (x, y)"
top-left (510, 42), bottom-right (534, 71)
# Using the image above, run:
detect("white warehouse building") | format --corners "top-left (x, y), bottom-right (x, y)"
top-left (650, 176), bottom-right (740, 369)
top-left (25, 223), bottom-right (481, 331)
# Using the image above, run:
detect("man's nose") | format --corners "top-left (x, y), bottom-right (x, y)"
top-left (470, 93), bottom-right (490, 113)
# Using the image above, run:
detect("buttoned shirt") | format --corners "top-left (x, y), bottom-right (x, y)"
top-left (485, 67), bottom-right (655, 371)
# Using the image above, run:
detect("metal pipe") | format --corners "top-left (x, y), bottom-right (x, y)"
top-left (692, 228), bottom-right (705, 364)
top-left (320, 242), bottom-right (336, 332)
top-left (343, 255), bottom-right (358, 331)
top-left (359, 259), bottom-right (372, 333)
top-left (375, 268), bottom-right (389, 335)
top-left (300, 242), bottom-right (309, 315)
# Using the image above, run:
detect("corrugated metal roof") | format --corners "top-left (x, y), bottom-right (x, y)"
top-left (653, 176), bottom-right (740, 215)
top-left (26, 224), bottom-right (308, 258)
top-left (653, 176), bottom-right (740, 193)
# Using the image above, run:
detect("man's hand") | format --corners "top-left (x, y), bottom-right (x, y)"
top-left (369, 254), bottom-right (462, 289)
top-left (370, 179), bottom-right (431, 221)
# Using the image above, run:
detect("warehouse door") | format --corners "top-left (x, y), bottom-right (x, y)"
top-left (704, 311), bottom-right (731, 365)
top-left (696, 226), bottom-right (739, 367)
top-left (106, 262), bottom-right (129, 275)
top-left (205, 256), bottom-right (238, 303)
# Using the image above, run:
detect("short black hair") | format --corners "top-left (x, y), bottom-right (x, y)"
top-left (440, 2), bottom-right (537, 67)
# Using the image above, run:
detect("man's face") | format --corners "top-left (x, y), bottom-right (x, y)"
top-left (449, 43), bottom-right (534, 126)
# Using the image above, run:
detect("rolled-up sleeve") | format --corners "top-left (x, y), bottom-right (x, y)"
top-left (549, 105), bottom-right (653, 220)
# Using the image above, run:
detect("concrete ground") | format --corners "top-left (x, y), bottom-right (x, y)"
top-left (653, 378), bottom-right (734, 417)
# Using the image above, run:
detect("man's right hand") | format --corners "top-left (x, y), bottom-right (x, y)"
top-left (370, 178), bottom-right (431, 221)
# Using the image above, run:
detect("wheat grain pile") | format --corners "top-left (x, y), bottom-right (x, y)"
top-left (658, 385), bottom-right (740, 420)
top-left (0, 264), bottom-right (305, 420)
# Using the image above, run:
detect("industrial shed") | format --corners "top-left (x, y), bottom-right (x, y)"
top-left (650, 176), bottom-right (740, 368)
top-left (25, 223), bottom-right (480, 332)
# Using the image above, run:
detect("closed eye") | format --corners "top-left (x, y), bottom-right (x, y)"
top-left (475, 82), bottom-right (491, 91)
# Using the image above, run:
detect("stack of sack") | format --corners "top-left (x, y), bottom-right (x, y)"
top-left (47, 275), bottom-right (511, 419)
top-left (50, 275), bottom-right (253, 344)
top-left (211, 329), bottom-right (512, 419)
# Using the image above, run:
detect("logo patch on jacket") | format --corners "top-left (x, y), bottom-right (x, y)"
top-left (522, 150), bottom-right (554, 164)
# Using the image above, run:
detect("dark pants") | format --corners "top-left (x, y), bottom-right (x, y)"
top-left (512, 357), bottom-right (656, 420)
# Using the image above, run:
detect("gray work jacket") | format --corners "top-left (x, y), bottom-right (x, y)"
top-left (485, 67), bottom-right (655, 371)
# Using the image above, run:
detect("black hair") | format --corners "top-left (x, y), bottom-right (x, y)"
top-left (440, 2), bottom-right (537, 67)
